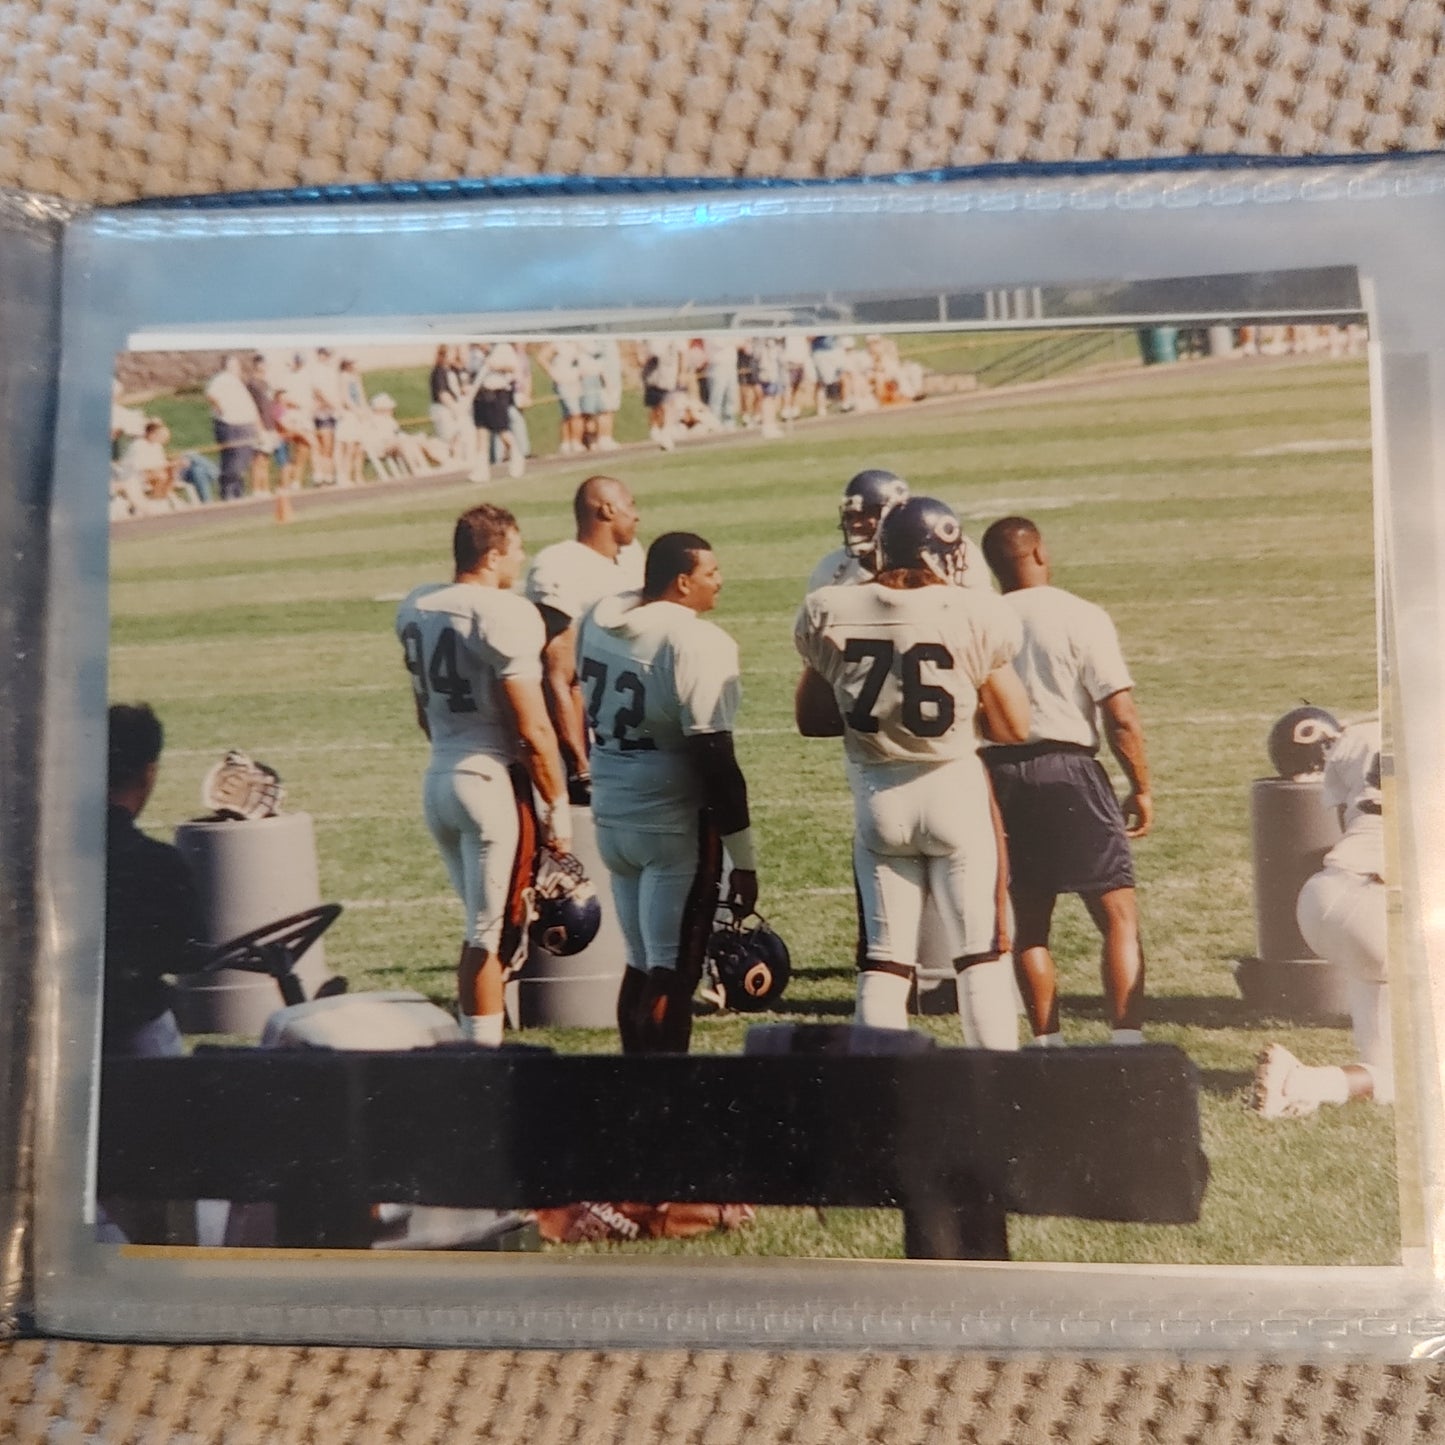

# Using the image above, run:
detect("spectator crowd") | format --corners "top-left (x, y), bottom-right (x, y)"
top-left (108, 333), bottom-right (931, 519)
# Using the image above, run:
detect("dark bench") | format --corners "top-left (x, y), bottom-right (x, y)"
top-left (99, 1038), bottom-right (1208, 1258)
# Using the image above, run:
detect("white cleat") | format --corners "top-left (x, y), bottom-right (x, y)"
top-left (1251, 1043), bottom-right (1320, 1119)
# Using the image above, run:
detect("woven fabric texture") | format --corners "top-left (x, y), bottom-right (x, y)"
top-left (5, 0), bottom-right (1445, 1438)
top-left (3, 1343), bottom-right (1445, 1444)
top-left (0, 0), bottom-right (1442, 204)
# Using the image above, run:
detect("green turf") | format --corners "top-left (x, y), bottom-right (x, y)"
top-left (109, 349), bottom-right (1399, 1266)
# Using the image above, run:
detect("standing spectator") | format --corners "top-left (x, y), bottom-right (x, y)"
top-left (540, 339), bottom-right (585, 456)
top-left (470, 341), bottom-right (526, 482)
top-left (576, 337), bottom-right (619, 452)
top-left (428, 344), bottom-right (466, 462)
top-left (641, 336), bottom-right (682, 451)
top-left (577, 532), bottom-right (759, 1054)
top-left (334, 358), bottom-right (368, 486)
top-left (203, 354), bottom-right (262, 501)
top-left (705, 335), bottom-right (740, 429)
top-left (980, 516), bottom-right (1152, 1047)
top-left (271, 388), bottom-right (315, 492)
top-left (736, 338), bottom-right (760, 427)
top-left (794, 498), bottom-right (1028, 1047)
top-left (753, 336), bottom-right (785, 438)
top-left (394, 504), bottom-right (571, 1046)
top-left (243, 353), bottom-right (278, 495)
top-left (307, 347), bottom-right (342, 485)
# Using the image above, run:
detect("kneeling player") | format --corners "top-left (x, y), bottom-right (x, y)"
top-left (794, 497), bottom-right (1030, 1046)
top-left (578, 532), bottom-right (759, 1054)
top-left (396, 504), bottom-right (572, 1045)
top-left (1253, 717), bottom-right (1392, 1116)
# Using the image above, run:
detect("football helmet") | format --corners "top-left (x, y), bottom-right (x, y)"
top-left (839, 468), bottom-right (909, 557)
top-left (878, 495), bottom-right (968, 583)
top-left (702, 911), bottom-right (792, 1012)
top-left (1267, 705), bottom-right (1341, 778)
top-left (528, 846), bottom-right (602, 956)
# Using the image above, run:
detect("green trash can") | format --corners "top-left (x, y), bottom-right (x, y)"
top-left (1138, 326), bottom-right (1180, 365)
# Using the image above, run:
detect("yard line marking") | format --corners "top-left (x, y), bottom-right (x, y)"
top-left (1244, 439), bottom-right (1370, 457)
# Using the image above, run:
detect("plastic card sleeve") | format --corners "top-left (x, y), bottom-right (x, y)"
top-left (6, 157), bottom-right (1445, 1354)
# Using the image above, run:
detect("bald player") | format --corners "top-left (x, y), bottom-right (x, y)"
top-left (524, 475), bottom-right (644, 801)
top-left (980, 516), bottom-right (1151, 1047)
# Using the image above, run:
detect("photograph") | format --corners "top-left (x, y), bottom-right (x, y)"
top-left (96, 292), bottom-right (1395, 1269)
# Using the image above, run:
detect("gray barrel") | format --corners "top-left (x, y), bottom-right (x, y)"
top-left (1236, 777), bottom-right (1351, 1018)
top-left (171, 813), bottom-right (336, 1036)
top-left (505, 805), bottom-right (627, 1030)
top-left (1250, 777), bottom-right (1340, 962)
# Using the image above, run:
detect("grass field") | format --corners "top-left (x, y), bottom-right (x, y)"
top-left (108, 347), bottom-right (1399, 1266)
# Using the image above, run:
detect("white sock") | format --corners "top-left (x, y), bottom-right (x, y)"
top-left (855, 969), bottom-right (911, 1029)
top-left (459, 1011), bottom-right (504, 1046)
top-left (1030, 1032), bottom-right (1065, 1048)
top-left (1299, 1063), bottom-right (1350, 1106)
top-left (1110, 1028), bottom-right (1145, 1046)
top-left (958, 958), bottom-right (1020, 1050)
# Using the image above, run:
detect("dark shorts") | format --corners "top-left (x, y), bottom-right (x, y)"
top-left (643, 384), bottom-right (672, 410)
top-left (985, 744), bottom-right (1135, 896)
top-left (473, 387), bottom-right (513, 432)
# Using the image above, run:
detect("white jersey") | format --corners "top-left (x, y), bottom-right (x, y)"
top-left (524, 539), bottom-right (645, 625)
top-left (395, 582), bottom-right (544, 770)
top-left (991, 585), bottom-right (1133, 751)
top-left (577, 593), bottom-right (742, 833)
top-left (795, 582), bottom-right (1022, 767)
top-left (1322, 719), bottom-right (1384, 878)
top-left (806, 534), bottom-right (992, 597)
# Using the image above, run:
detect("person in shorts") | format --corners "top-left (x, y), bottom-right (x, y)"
top-left (980, 516), bottom-right (1153, 1046)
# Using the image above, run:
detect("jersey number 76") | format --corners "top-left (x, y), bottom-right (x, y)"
top-left (843, 638), bottom-right (955, 737)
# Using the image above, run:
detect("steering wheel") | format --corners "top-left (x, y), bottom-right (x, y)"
top-left (201, 903), bottom-right (343, 1007)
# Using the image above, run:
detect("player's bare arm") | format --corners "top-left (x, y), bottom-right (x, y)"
top-left (794, 665), bottom-right (845, 736)
top-left (538, 614), bottom-right (591, 779)
top-left (686, 729), bottom-right (759, 915)
top-left (502, 675), bottom-right (573, 849)
top-left (977, 663), bottom-right (1031, 744)
top-left (1101, 688), bottom-right (1153, 837)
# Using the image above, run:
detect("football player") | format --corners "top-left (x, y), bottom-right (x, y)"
top-left (577, 531), bottom-right (758, 1054)
top-left (807, 468), bottom-right (990, 594)
top-left (523, 475), bottom-right (644, 802)
top-left (980, 516), bottom-right (1151, 1047)
top-left (1253, 717), bottom-right (1391, 1116)
top-left (794, 497), bottom-right (1030, 1046)
top-left (396, 504), bottom-right (571, 1046)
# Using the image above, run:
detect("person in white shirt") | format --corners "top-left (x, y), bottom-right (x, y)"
top-left (1253, 718), bottom-right (1391, 1116)
top-left (980, 515), bottom-right (1152, 1047)
top-left (395, 504), bottom-right (571, 1046)
top-left (577, 532), bottom-right (758, 1054)
top-left (795, 497), bottom-right (1030, 1047)
top-left (203, 354), bottom-right (262, 500)
top-left (524, 475), bottom-right (644, 801)
top-left (469, 341), bottom-right (526, 482)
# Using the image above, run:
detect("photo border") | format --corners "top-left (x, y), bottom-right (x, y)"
top-left (30, 157), bottom-right (1445, 1353)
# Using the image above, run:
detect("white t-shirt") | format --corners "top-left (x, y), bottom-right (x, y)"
top-left (992, 585), bottom-right (1133, 751)
top-left (395, 582), bottom-right (544, 770)
top-left (577, 593), bottom-right (742, 833)
top-left (806, 533), bottom-right (993, 597)
top-left (795, 582), bottom-right (1022, 766)
top-left (122, 436), bottom-right (169, 479)
top-left (524, 539), bottom-right (645, 624)
top-left (204, 370), bottom-right (261, 427)
top-left (1322, 719), bottom-right (1384, 878)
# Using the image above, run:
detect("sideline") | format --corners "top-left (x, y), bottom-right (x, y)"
top-left (112, 351), bottom-right (1355, 539)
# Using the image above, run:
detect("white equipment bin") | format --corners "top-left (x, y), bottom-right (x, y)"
top-left (505, 804), bottom-right (627, 1030)
top-left (172, 812), bottom-right (337, 1037)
